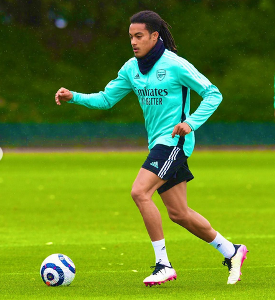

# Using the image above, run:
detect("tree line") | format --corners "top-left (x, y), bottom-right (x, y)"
top-left (0, 0), bottom-right (274, 123)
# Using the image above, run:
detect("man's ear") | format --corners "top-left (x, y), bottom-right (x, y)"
top-left (152, 31), bottom-right (159, 41)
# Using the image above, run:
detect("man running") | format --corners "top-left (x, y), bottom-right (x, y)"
top-left (55, 10), bottom-right (248, 287)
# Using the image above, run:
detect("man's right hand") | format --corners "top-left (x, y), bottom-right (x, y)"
top-left (55, 87), bottom-right (73, 105)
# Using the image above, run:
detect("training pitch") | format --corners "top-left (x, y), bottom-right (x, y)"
top-left (0, 150), bottom-right (274, 299)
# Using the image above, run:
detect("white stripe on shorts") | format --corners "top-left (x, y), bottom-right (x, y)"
top-left (158, 147), bottom-right (181, 179)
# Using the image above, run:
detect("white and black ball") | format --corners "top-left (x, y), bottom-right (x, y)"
top-left (40, 254), bottom-right (76, 286)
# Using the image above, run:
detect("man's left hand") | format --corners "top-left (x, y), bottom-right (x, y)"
top-left (171, 122), bottom-right (192, 138)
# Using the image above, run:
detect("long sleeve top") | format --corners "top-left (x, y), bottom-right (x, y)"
top-left (68, 49), bottom-right (222, 157)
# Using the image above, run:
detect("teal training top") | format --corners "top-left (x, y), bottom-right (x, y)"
top-left (68, 49), bottom-right (222, 157)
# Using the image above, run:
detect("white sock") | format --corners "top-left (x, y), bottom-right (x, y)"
top-left (209, 232), bottom-right (235, 259)
top-left (152, 239), bottom-right (170, 267)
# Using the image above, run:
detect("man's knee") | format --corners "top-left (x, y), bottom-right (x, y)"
top-left (130, 186), bottom-right (139, 201)
top-left (168, 210), bottom-right (190, 225)
top-left (131, 185), bottom-right (148, 206)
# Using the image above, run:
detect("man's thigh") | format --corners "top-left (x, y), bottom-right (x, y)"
top-left (160, 181), bottom-right (189, 213)
top-left (141, 144), bottom-right (194, 195)
top-left (132, 168), bottom-right (167, 198)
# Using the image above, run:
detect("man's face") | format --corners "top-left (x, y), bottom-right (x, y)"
top-left (129, 23), bottom-right (159, 58)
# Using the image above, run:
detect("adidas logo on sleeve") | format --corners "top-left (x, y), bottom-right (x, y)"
top-left (150, 161), bottom-right (159, 169)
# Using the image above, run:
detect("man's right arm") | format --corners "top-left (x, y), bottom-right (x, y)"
top-left (55, 64), bottom-right (132, 110)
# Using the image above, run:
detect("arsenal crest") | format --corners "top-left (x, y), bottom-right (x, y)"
top-left (156, 69), bottom-right (166, 81)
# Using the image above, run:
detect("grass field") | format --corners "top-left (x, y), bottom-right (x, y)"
top-left (0, 150), bottom-right (274, 299)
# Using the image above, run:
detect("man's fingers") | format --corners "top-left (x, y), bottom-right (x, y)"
top-left (172, 123), bottom-right (192, 138)
top-left (55, 88), bottom-right (67, 105)
top-left (55, 90), bottom-right (63, 105)
top-left (55, 95), bottom-right (61, 105)
top-left (171, 125), bottom-right (178, 138)
top-left (55, 87), bottom-right (72, 105)
top-left (171, 131), bottom-right (176, 138)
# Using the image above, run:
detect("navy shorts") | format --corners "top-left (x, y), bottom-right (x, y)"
top-left (142, 144), bottom-right (194, 194)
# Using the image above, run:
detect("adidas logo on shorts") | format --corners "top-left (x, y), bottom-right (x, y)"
top-left (150, 161), bottom-right (159, 169)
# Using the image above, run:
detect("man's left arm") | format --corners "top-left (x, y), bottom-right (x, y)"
top-left (173, 60), bottom-right (222, 136)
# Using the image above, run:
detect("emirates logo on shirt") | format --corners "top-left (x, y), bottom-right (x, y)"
top-left (133, 86), bottom-right (168, 106)
top-left (134, 87), bottom-right (168, 97)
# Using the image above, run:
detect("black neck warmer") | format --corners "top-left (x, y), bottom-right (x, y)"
top-left (137, 39), bottom-right (165, 75)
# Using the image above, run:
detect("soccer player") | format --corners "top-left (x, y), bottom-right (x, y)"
top-left (55, 10), bottom-right (248, 286)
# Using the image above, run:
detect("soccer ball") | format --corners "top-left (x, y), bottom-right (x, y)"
top-left (40, 254), bottom-right (76, 286)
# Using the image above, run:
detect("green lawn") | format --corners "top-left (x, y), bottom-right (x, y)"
top-left (0, 150), bottom-right (274, 299)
